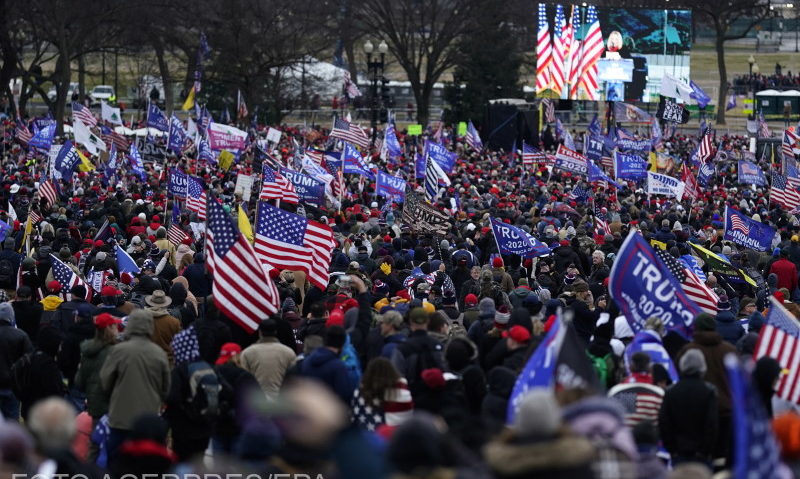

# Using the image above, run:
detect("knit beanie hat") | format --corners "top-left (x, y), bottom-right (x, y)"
top-left (679, 349), bottom-right (707, 376)
top-left (513, 389), bottom-right (562, 440)
top-left (494, 306), bottom-right (511, 327)
top-left (479, 297), bottom-right (496, 317)
top-left (694, 313), bottom-right (716, 331)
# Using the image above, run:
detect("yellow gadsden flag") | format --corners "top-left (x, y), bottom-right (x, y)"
top-left (77, 149), bottom-right (95, 171)
top-left (182, 85), bottom-right (196, 111)
top-left (238, 205), bottom-right (254, 243)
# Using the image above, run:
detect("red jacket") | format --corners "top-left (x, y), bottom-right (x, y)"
top-left (770, 258), bottom-right (798, 292)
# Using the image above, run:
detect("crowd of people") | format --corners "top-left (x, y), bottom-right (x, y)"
top-left (732, 65), bottom-right (800, 94)
top-left (0, 103), bottom-right (799, 479)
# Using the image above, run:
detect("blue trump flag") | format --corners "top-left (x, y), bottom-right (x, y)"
top-left (614, 151), bottom-right (648, 181)
top-left (723, 206), bottom-right (775, 252)
top-left (737, 160), bottom-right (766, 186)
top-left (697, 161), bottom-right (715, 186)
top-left (384, 123), bottom-right (403, 159)
top-left (608, 231), bottom-right (701, 333)
top-left (147, 103), bottom-right (169, 132)
top-left (690, 80), bottom-right (711, 109)
top-left (588, 161), bottom-right (621, 188)
top-left (169, 168), bottom-right (188, 197)
top-left (280, 168), bottom-right (325, 205)
top-left (376, 171), bottom-right (407, 200)
top-left (55, 141), bottom-right (81, 180)
top-left (585, 134), bottom-right (604, 163)
top-left (129, 144), bottom-right (146, 181)
top-left (0, 221), bottom-right (11, 243)
top-left (198, 136), bottom-right (214, 163)
top-left (587, 114), bottom-right (601, 136)
top-left (115, 244), bottom-right (141, 274)
top-left (424, 140), bottom-right (457, 173)
top-left (168, 115), bottom-right (188, 154)
top-left (415, 153), bottom-right (426, 179)
top-left (490, 218), bottom-right (551, 258)
top-left (342, 142), bottom-right (374, 178)
top-left (28, 123), bottom-right (55, 151)
top-left (725, 355), bottom-right (780, 479)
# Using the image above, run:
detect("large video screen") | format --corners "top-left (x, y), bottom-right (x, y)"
top-left (536, 4), bottom-right (692, 102)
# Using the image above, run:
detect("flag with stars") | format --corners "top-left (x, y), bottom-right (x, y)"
top-left (754, 297), bottom-right (800, 405)
top-left (253, 201), bottom-right (335, 291)
top-left (465, 120), bottom-right (483, 151)
top-left (206, 195), bottom-right (279, 332)
top-left (186, 176), bottom-right (207, 220)
top-left (594, 203), bottom-right (611, 236)
top-left (654, 248), bottom-right (718, 315)
top-left (167, 224), bottom-right (190, 246)
top-left (725, 354), bottom-right (780, 478)
top-left (49, 254), bottom-right (91, 301)
top-left (171, 325), bottom-right (201, 365)
top-left (568, 184), bottom-right (591, 203)
top-left (260, 167), bottom-right (298, 204)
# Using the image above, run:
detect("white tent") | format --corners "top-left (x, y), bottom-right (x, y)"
top-left (114, 126), bottom-right (135, 135)
top-left (132, 127), bottom-right (166, 137)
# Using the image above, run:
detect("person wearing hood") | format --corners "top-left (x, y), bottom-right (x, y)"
top-left (484, 389), bottom-right (596, 478)
top-left (508, 278), bottom-right (534, 308)
top-left (445, 336), bottom-right (485, 415)
top-left (0, 301), bottom-right (32, 420)
top-left (552, 239), bottom-right (584, 275)
top-left (753, 356), bottom-right (782, 418)
top-left (40, 280), bottom-right (65, 324)
top-left (714, 295), bottom-right (744, 345)
top-left (182, 251), bottom-right (211, 300)
top-left (659, 349), bottom-right (719, 466)
top-left (100, 309), bottom-right (170, 459)
top-left (12, 285), bottom-right (42, 343)
top-left (481, 366), bottom-right (517, 433)
top-left (75, 312), bottom-right (121, 462)
top-left (299, 325), bottom-right (358, 403)
top-left (490, 257), bottom-right (515, 293)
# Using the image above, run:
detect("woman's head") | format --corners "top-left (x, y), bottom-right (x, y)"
top-left (360, 357), bottom-right (401, 405)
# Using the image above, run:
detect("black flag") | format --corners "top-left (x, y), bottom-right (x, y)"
top-left (657, 96), bottom-right (690, 124)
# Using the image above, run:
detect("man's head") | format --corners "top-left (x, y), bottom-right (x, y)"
top-left (258, 319), bottom-right (278, 338)
top-left (470, 266), bottom-right (481, 280)
top-left (630, 352), bottom-right (652, 374)
top-left (408, 307), bottom-right (429, 330)
top-left (427, 312), bottom-right (449, 336)
top-left (70, 285), bottom-right (86, 301)
top-left (15, 286), bottom-right (32, 302)
top-left (503, 325), bottom-right (531, 349)
top-left (592, 250), bottom-right (605, 265)
top-left (324, 325), bottom-right (347, 353)
top-left (679, 349), bottom-right (707, 377)
top-left (309, 302), bottom-right (328, 320)
top-left (379, 310), bottom-right (404, 336)
top-left (27, 398), bottom-right (77, 452)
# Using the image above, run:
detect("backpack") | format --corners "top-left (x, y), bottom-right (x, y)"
top-left (10, 352), bottom-right (35, 399)
top-left (185, 360), bottom-right (222, 421)
top-left (587, 351), bottom-right (615, 389)
top-left (0, 258), bottom-right (14, 287)
top-left (404, 339), bottom-right (441, 396)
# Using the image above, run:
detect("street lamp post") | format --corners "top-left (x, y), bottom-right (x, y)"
top-left (364, 39), bottom-right (387, 147)
top-left (748, 55), bottom-right (757, 120)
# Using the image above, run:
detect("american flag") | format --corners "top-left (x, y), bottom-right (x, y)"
top-left (535, 3), bottom-right (552, 93)
top-left (730, 213), bottom-right (750, 234)
top-left (465, 120), bottom-right (482, 151)
top-left (49, 254), bottom-right (92, 301)
top-left (541, 99), bottom-right (556, 124)
top-left (600, 156), bottom-right (614, 171)
top-left (99, 125), bottom-right (130, 152)
top-left (654, 249), bottom-right (719, 315)
top-left (787, 160), bottom-right (800, 190)
top-left (253, 201), bottom-right (335, 291)
top-left (343, 71), bottom-right (362, 99)
top-left (27, 209), bottom-right (42, 224)
top-left (681, 164), bottom-right (699, 200)
top-left (260, 167), bottom-right (298, 204)
top-left (770, 172), bottom-right (800, 210)
top-left (236, 90), bottom-right (248, 120)
top-left (38, 179), bottom-right (59, 208)
top-left (576, 5), bottom-right (603, 100)
top-left (522, 142), bottom-right (542, 166)
top-left (15, 120), bottom-right (32, 144)
top-left (330, 117), bottom-right (369, 149)
top-left (206, 196), bottom-right (279, 333)
top-left (783, 129), bottom-right (797, 163)
top-left (594, 203), bottom-right (611, 236)
top-left (610, 386), bottom-right (662, 428)
top-left (568, 184), bottom-right (591, 202)
top-left (72, 102), bottom-right (97, 128)
top-left (167, 224), bottom-right (190, 246)
top-left (566, 6), bottom-right (582, 98)
top-left (186, 176), bottom-right (207, 220)
top-left (758, 112), bottom-right (771, 138)
top-left (305, 148), bottom-right (325, 165)
top-left (725, 354), bottom-right (781, 478)
top-left (549, 4), bottom-right (568, 96)
top-left (697, 129), bottom-right (715, 163)
top-left (755, 297), bottom-right (800, 405)
top-left (425, 157), bottom-right (448, 203)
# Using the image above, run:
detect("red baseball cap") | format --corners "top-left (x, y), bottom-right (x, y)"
top-left (94, 313), bottom-right (122, 329)
top-left (503, 325), bottom-right (531, 343)
top-left (216, 342), bottom-right (242, 365)
top-left (47, 280), bottom-right (62, 293)
top-left (100, 286), bottom-right (119, 297)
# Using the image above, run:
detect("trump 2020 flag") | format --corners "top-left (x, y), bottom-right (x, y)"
top-left (376, 171), bottom-right (407, 201)
top-left (147, 103), bottom-right (169, 132)
top-left (614, 151), bottom-right (648, 181)
top-left (738, 160), bottom-right (766, 186)
top-left (588, 161), bottom-right (621, 188)
top-left (168, 115), bottom-right (188, 154)
top-left (169, 168), bottom-right (188, 198)
top-left (723, 206), bottom-right (775, 253)
top-left (424, 140), bottom-right (457, 173)
top-left (28, 123), bottom-right (56, 151)
top-left (383, 123), bottom-right (403, 160)
top-left (490, 218), bottom-right (551, 258)
top-left (608, 231), bottom-right (701, 333)
top-left (54, 141), bottom-right (81, 180)
top-left (554, 144), bottom-right (589, 177)
top-left (115, 244), bottom-right (141, 274)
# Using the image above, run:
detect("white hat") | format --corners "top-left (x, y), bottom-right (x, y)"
top-left (370, 201), bottom-right (378, 208)
top-left (9, 184), bottom-right (19, 194)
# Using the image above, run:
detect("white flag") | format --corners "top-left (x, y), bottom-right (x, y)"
top-left (660, 73), bottom-right (694, 103)
top-left (100, 101), bottom-right (122, 125)
top-left (7, 201), bottom-right (17, 222)
top-left (72, 117), bottom-right (107, 155)
top-left (186, 117), bottom-right (198, 138)
top-left (647, 171), bottom-right (686, 201)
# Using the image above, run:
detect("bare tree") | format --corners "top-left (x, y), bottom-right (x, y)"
top-left (695, 1), bottom-right (771, 125)
top-left (354, 0), bottom-right (489, 126)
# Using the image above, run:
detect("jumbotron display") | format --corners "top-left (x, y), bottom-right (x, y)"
top-left (536, 3), bottom-right (692, 102)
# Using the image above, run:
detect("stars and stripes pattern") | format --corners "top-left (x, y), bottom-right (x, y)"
top-left (38, 179), bottom-right (59, 208)
top-left (260, 167), bottom-right (298, 204)
top-left (654, 249), bottom-right (719, 315)
top-left (167, 224), bottom-right (190, 246)
top-left (27, 209), bottom-right (42, 224)
top-left (330, 117), bottom-right (369, 149)
top-left (49, 254), bottom-right (92, 301)
top-left (697, 129), bottom-right (715, 163)
top-left (424, 157), bottom-right (448, 203)
top-left (522, 142), bottom-right (544, 166)
top-left (759, 112), bottom-right (771, 138)
top-left (730, 214), bottom-right (750, 234)
top-left (568, 184), bottom-right (591, 203)
top-left (71, 102), bottom-right (97, 128)
top-left (171, 326), bottom-right (201, 364)
top-left (576, 5), bottom-right (603, 100)
top-left (783, 129), bottom-right (797, 163)
top-left (594, 203), bottom-right (611, 236)
top-left (542, 98), bottom-right (556, 124)
top-left (755, 298), bottom-right (800, 405)
top-left (465, 120), bottom-right (483, 151)
top-left (186, 176), bottom-right (207, 220)
top-left (253, 201), bottom-right (335, 291)
top-left (725, 355), bottom-right (780, 478)
top-left (206, 196), bottom-right (279, 333)
top-left (535, 3), bottom-right (552, 93)
top-left (770, 172), bottom-right (800, 210)
top-left (566, 5), bottom-right (582, 98)
top-left (681, 164), bottom-right (699, 201)
top-left (787, 160), bottom-right (800, 190)
top-left (549, 4), bottom-right (568, 96)
top-left (15, 121), bottom-right (32, 144)
top-left (100, 125), bottom-right (130, 152)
